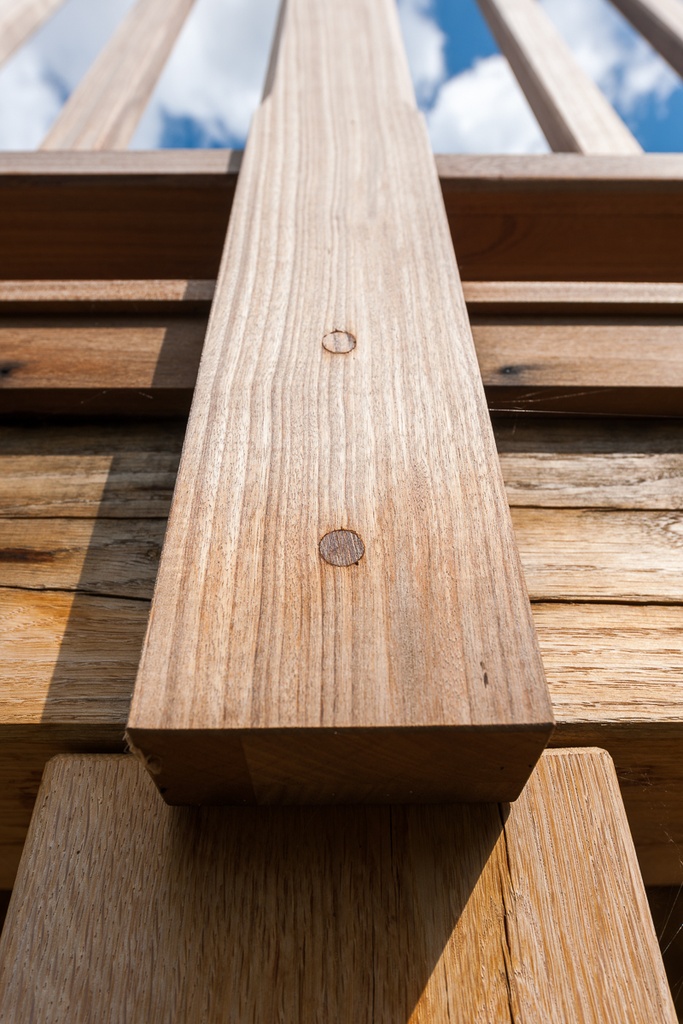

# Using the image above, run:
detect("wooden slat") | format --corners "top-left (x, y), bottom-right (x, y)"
top-left (127, 0), bottom-right (552, 805)
top-left (0, 751), bottom-right (675, 1023)
top-left (477, 0), bottom-right (642, 153)
top-left (2, 313), bottom-right (681, 418)
top-left (0, 0), bottom-right (66, 68)
top-left (464, 280), bottom-right (683, 315)
top-left (0, 421), bottom-right (182, 518)
top-left (3, 152), bottom-right (683, 281)
top-left (0, 749), bottom-right (675, 1019)
top-left (610, 0), bottom-right (683, 78)
top-left (41, 0), bottom-right (196, 151)
top-left (4, 278), bottom-right (683, 315)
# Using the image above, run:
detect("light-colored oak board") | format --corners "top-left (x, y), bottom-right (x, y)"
top-left (0, 518), bottom-right (164, 599)
top-left (609, 0), bottom-right (683, 78)
top-left (464, 280), bottom-right (683, 314)
top-left (0, 0), bottom-right (66, 68)
top-left (41, 0), bottom-right (196, 150)
top-left (0, 750), bottom-right (675, 1023)
top-left (0, 725), bottom-right (124, 889)
top-left (513, 507), bottom-right (683, 603)
top-left (0, 421), bottom-right (183, 518)
top-left (477, 0), bottom-right (642, 153)
top-left (128, 0), bottom-right (553, 804)
top-left (552, 726), bottom-right (683, 888)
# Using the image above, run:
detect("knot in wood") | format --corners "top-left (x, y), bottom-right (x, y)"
top-left (322, 330), bottom-right (356, 354)
top-left (319, 529), bottom-right (365, 567)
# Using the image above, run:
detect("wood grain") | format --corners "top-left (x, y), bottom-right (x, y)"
top-left (41, 0), bottom-right (196, 150)
top-left (0, 750), bottom-right (674, 1023)
top-left (128, 0), bottom-right (552, 804)
top-left (477, 0), bottom-right (642, 153)
top-left (609, 0), bottom-right (683, 78)
top-left (0, 0), bottom-right (65, 68)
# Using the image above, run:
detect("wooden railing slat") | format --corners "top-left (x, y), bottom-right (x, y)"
top-left (0, 0), bottom-right (66, 68)
top-left (41, 0), bottom-right (196, 151)
top-left (477, 0), bottom-right (642, 153)
top-left (609, 0), bottom-right (683, 78)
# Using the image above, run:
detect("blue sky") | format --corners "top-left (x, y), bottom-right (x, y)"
top-left (0, 0), bottom-right (680, 152)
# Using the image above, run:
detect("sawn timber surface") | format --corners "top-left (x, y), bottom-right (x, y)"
top-left (0, 750), bottom-right (674, 1024)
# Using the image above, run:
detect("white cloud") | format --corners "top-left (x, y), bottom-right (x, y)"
top-left (427, 53), bottom-right (549, 153)
top-left (397, 0), bottom-right (446, 105)
top-left (132, 0), bottom-right (279, 148)
top-left (540, 0), bottom-right (679, 116)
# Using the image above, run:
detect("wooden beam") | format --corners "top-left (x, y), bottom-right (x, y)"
top-left (0, 0), bottom-right (66, 68)
top-left (41, 0), bottom-right (196, 150)
top-left (2, 152), bottom-right (683, 282)
top-left (609, 0), bottom-right (683, 78)
top-left (0, 750), bottom-right (674, 1022)
top-left (126, 0), bottom-right (553, 805)
top-left (477, 0), bottom-right (642, 153)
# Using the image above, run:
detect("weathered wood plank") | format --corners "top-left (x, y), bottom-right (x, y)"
top-left (477, 0), bottom-right (642, 153)
top-left (2, 152), bottom-right (683, 281)
top-left (0, 750), bottom-right (675, 1023)
top-left (610, 0), bottom-right (683, 78)
top-left (127, 0), bottom-right (552, 805)
top-left (0, 0), bottom-right (65, 68)
top-left (0, 518), bottom-right (165, 599)
top-left (0, 279), bottom-right (214, 312)
top-left (3, 509), bottom-right (683, 604)
top-left (41, 0), bottom-right (196, 150)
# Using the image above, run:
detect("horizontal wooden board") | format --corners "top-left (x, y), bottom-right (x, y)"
top-left (2, 314), bottom-right (681, 417)
top-left (1, 589), bottom-right (681, 883)
top-left (0, 518), bottom-right (165, 599)
top-left (0, 420), bottom-right (183, 518)
top-left (2, 420), bottom-right (682, 522)
top-left (464, 280), bottom-right (683, 315)
top-left (1, 152), bottom-right (683, 281)
top-left (0, 751), bottom-right (674, 1023)
top-left (2, 508), bottom-right (682, 604)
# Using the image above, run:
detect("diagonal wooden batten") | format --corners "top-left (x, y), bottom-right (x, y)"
top-left (609, 0), bottom-right (683, 78)
top-left (126, 0), bottom-right (553, 805)
top-left (477, 0), bottom-right (642, 154)
top-left (0, 0), bottom-right (66, 68)
top-left (40, 0), bottom-right (196, 151)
